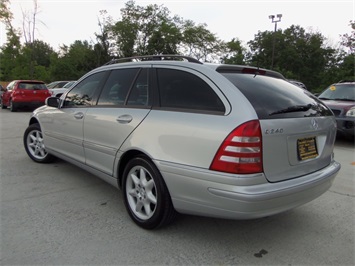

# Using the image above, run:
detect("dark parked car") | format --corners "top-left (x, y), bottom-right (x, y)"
top-left (1, 80), bottom-right (51, 112)
top-left (288, 79), bottom-right (308, 90)
top-left (23, 55), bottom-right (340, 229)
top-left (318, 81), bottom-right (355, 138)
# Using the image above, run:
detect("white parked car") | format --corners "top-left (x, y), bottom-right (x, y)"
top-left (49, 81), bottom-right (76, 97)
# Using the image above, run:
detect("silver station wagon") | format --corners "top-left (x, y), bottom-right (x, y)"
top-left (24, 55), bottom-right (341, 229)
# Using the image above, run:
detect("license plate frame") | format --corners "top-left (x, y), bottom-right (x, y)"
top-left (297, 137), bottom-right (318, 161)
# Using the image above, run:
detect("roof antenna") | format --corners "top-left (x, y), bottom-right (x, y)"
top-left (254, 56), bottom-right (260, 78)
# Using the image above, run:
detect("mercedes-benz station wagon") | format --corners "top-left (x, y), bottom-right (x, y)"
top-left (23, 55), bottom-right (341, 229)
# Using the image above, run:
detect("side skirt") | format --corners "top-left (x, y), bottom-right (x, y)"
top-left (47, 149), bottom-right (119, 189)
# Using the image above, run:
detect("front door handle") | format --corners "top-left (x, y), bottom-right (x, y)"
top-left (116, 114), bottom-right (133, 123)
top-left (74, 112), bottom-right (84, 119)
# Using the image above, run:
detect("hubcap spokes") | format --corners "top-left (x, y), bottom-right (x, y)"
top-left (27, 130), bottom-right (47, 159)
top-left (126, 166), bottom-right (157, 220)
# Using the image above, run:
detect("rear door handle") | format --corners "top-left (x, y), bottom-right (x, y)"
top-left (116, 114), bottom-right (133, 123)
top-left (74, 112), bottom-right (84, 119)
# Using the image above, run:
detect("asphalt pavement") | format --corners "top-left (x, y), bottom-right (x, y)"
top-left (0, 109), bottom-right (354, 265)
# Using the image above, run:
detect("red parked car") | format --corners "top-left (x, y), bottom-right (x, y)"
top-left (0, 80), bottom-right (51, 112)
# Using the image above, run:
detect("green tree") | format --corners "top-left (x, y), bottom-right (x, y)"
top-left (0, 0), bottom-right (22, 81)
top-left (105, 1), bottom-right (223, 61)
top-left (340, 20), bottom-right (355, 54)
top-left (221, 38), bottom-right (246, 64)
top-left (21, 0), bottom-right (42, 78)
top-left (108, 0), bottom-right (182, 57)
top-left (247, 25), bottom-right (339, 91)
top-left (94, 10), bottom-right (114, 65)
top-left (180, 20), bottom-right (223, 62)
top-left (49, 53), bottom-right (76, 81)
top-left (5, 40), bottom-right (53, 81)
top-left (247, 30), bottom-right (280, 69)
top-left (50, 40), bottom-right (97, 80)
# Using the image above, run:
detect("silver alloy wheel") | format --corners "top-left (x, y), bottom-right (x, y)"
top-left (126, 165), bottom-right (157, 220)
top-left (26, 129), bottom-right (48, 160)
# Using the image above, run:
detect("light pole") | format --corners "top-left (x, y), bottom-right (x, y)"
top-left (269, 14), bottom-right (282, 69)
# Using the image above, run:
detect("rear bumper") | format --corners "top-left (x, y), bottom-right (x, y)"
top-left (13, 100), bottom-right (45, 109)
top-left (157, 160), bottom-right (341, 219)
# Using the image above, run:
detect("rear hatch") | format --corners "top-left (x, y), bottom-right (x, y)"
top-left (17, 81), bottom-right (50, 101)
top-left (219, 69), bottom-right (336, 182)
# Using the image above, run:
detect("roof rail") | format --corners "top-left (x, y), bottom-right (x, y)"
top-left (103, 54), bottom-right (202, 65)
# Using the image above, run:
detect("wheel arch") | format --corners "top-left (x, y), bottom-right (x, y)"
top-left (29, 117), bottom-right (40, 126)
top-left (117, 149), bottom-right (156, 189)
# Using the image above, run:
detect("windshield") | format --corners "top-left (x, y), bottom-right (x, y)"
top-left (63, 81), bottom-right (76, 88)
top-left (318, 84), bottom-right (355, 101)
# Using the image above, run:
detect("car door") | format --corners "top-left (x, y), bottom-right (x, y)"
top-left (118, 66), bottom-right (233, 170)
top-left (42, 71), bottom-right (108, 163)
top-left (83, 67), bottom-right (152, 175)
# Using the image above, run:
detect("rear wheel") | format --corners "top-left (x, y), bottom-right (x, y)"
top-left (24, 123), bottom-right (54, 163)
top-left (122, 155), bottom-right (176, 229)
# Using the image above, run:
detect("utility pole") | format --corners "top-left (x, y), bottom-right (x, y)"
top-left (269, 14), bottom-right (282, 69)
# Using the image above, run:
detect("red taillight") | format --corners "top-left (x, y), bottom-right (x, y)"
top-left (210, 120), bottom-right (263, 174)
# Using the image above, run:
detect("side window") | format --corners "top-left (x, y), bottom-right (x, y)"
top-left (97, 68), bottom-right (139, 106)
top-left (64, 72), bottom-right (106, 107)
top-left (127, 68), bottom-right (150, 106)
top-left (157, 69), bottom-right (225, 113)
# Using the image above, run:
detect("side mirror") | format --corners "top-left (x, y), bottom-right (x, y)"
top-left (46, 97), bottom-right (60, 108)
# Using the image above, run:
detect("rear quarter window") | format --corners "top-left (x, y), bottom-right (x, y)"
top-left (221, 73), bottom-right (332, 119)
top-left (157, 68), bottom-right (225, 114)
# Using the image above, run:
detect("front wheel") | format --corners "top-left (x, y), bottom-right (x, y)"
top-left (0, 100), bottom-right (6, 109)
top-left (9, 100), bottom-right (16, 112)
top-left (23, 123), bottom-right (54, 163)
top-left (122, 156), bottom-right (177, 229)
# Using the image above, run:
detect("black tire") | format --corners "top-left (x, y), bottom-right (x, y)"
top-left (9, 100), bottom-right (16, 112)
top-left (1, 100), bottom-right (7, 109)
top-left (122, 155), bottom-right (177, 229)
top-left (23, 123), bottom-right (54, 163)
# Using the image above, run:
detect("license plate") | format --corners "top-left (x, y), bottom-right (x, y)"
top-left (297, 137), bottom-right (318, 161)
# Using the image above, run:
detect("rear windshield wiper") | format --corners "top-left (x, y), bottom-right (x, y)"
top-left (332, 98), bottom-right (355, 101)
top-left (269, 104), bottom-right (312, 116)
top-left (319, 97), bottom-right (354, 101)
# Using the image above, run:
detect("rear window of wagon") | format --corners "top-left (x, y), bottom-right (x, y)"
top-left (220, 73), bottom-right (332, 119)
